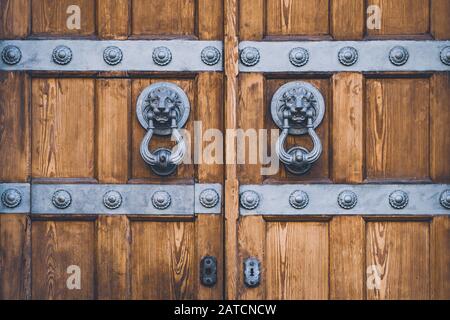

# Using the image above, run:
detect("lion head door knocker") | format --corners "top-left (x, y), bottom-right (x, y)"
top-left (271, 81), bottom-right (325, 175)
top-left (136, 82), bottom-right (190, 176)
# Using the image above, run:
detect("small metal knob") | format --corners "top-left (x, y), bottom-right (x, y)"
top-left (440, 46), bottom-right (450, 66)
top-left (201, 46), bottom-right (221, 66)
top-left (52, 190), bottom-right (72, 209)
top-left (103, 190), bottom-right (122, 209)
top-left (52, 46), bottom-right (73, 65)
top-left (289, 190), bottom-right (309, 209)
top-left (338, 46), bottom-right (358, 66)
top-left (289, 47), bottom-right (309, 67)
top-left (389, 190), bottom-right (408, 209)
top-left (199, 188), bottom-right (220, 208)
top-left (1, 45), bottom-right (22, 65)
top-left (338, 190), bottom-right (358, 209)
top-left (1, 188), bottom-right (22, 208)
top-left (103, 46), bottom-right (123, 66)
top-left (240, 47), bottom-right (260, 67)
top-left (152, 191), bottom-right (171, 210)
top-left (389, 46), bottom-right (409, 66)
top-left (153, 47), bottom-right (172, 66)
top-left (439, 190), bottom-right (450, 209)
top-left (240, 190), bottom-right (260, 210)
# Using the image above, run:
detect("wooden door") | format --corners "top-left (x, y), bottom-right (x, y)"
top-left (0, 0), bottom-right (223, 299)
top-left (230, 0), bottom-right (450, 300)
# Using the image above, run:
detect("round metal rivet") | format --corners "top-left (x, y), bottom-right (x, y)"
top-left (439, 190), bottom-right (450, 209)
top-left (1, 45), bottom-right (22, 65)
top-left (389, 46), bottom-right (409, 66)
top-left (103, 46), bottom-right (123, 66)
top-left (338, 46), bottom-right (358, 66)
top-left (201, 46), bottom-right (221, 66)
top-left (152, 191), bottom-right (171, 210)
top-left (338, 190), bottom-right (357, 209)
top-left (103, 190), bottom-right (122, 209)
top-left (240, 47), bottom-right (260, 67)
top-left (389, 190), bottom-right (408, 209)
top-left (289, 190), bottom-right (309, 209)
top-left (52, 45), bottom-right (73, 65)
top-left (199, 188), bottom-right (220, 208)
top-left (52, 190), bottom-right (72, 209)
top-left (440, 46), bottom-right (450, 66)
top-left (1, 188), bottom-right (22, 208)
top-left (289, 47), bottom-right (309, 67)
top-left (152, 47), bottom-right (172, 66)
top-left (240, 190), bottom-right (260, 210)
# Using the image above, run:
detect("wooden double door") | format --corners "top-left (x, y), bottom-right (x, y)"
top-left (0, 0), bottom-right (449, 300)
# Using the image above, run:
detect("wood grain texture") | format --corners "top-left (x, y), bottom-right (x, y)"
top-left (96, 216), bottom-right (130, 299)
top-left (97, 79), bottom-right (130, 183)
top-left (266, 0), bottom-right (329, 37)
top-left (0, 215), bottom-right (31, 299)
top-left (32, 220), bottom-right (95, 299)
top-left (0, 72), bottom-right (30, 182)
top-left (239, 0), bottom-right (264, 40)
top-left (237, 73), bottom-right (265, 184)
top-left (366, 0), bottom-right (430, 37)
top-left (266, 221), bottom-right (329, 300)
top-left (365, 78), bottom-right (430, 181)
top-left (31, 0), bottom-right (95, 36)
top-left (97, 0), bottom-right (130, 39)
top-left (330, 216), bottom-right (364, 299)
top-left (265, 78), bottom-right (331, 182)
top-left (198, 0), bottom-right (223, 40)
top-left (431, 216), bottom-right (450, 299)
top-left (196, 73), bottom-right (224, 183)
top-left (332, 73), bottom-right (363, 183)
top-left (131, 221), bottom-right (195, 299)
top-left (366, 221), bottom-right (430, 300)
top-left (32, 78), bottom-right (95, 179)
top-left (132, 0), bottom-right (195, 37)
top-left (131, 78), bottom-right (194, 183)
top-left (431, 0), bottom-right (450, 39)
top-left (430, 73), bottom-right (450, 182)
top-left (237, 216), bottom-right (265, 300)
top-left (0, 0), bottom-right (30, 38)
top-left (196, 215), bottom-right (223, 299)
top-left (331, 0), bottom-right (363, 40)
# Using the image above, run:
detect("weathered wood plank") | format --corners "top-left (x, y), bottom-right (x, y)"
top-left (431, 216), bottom-right (450, 299)
top-left (97, 0), bottom-right (130, 39)
top-left (331, 0), bottom-right (363, 40)
top-left (198, 0), bottom-right (223, 40)
top-left (0, 0), bottom-right (30, 38)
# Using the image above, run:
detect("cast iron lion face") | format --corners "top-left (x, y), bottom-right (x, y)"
top-left (280, 87), bottom-right (317, 124)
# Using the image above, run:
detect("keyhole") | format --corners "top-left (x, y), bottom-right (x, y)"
top-left (249, 267), bottom-right (255, 277)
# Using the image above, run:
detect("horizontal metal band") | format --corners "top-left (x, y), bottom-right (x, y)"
top-left (0, 183), bottom-right (30, 213)
top-left (239, 184), bottom-right (450, 216)
top-left (0, 40), bottom-right (223, 72)
top-left (0, 183), bottom-right (221, 215)
top-left (239, 41), bottom-right (450, 72)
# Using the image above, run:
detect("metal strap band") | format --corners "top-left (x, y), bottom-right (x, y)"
top-left (240, 184), bottom-right (450, 216)
top-left (239, 41), bottom-right (450, 72)
top-left (0, 40), bottom-right (223, 72)
top-left (0, 183), bottom-right (221, 215)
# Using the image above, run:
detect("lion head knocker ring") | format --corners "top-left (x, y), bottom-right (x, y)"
top-left (271, 81), bottom-right (325, 175)
top-left (136, 82), bottom-right (190, 176)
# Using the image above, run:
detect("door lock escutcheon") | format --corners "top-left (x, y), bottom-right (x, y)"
top-left (244, 257), bottom-right (261, 287)
top-left (271, 81), bottom-right (325, 175)
top-left (136, 82), bottom-right (190, 176)
top-left (200, 256), bottom-right (217, 287)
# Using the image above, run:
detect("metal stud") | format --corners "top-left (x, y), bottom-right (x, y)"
top-left (1, 45), bottom-right (22, 65)
top-left (199, 188), bottom-right (220, 208)
top-left (338, 190), bottom-right (357, 209)
top-left (289, 47), bottom-right (309, 67)
top-left (1, 188), bottom-right (22, 208)
top-left (103, 46), bottom-right (123, 66)
top-left (389, 46), bottom-right (409, 66)
top-left (151, 191), bottom-right (171, 210)
top-left (440, 46), bottom-right (450, 66)
top-left (389, 190), bottom-right (408, 209)
top-left (201, 46), bottom-right (221, 66)
top-left (338, 46), bottom-right (358, 66)
top-left (52, 45), bottom-right (73, 65)
top-left (289, 190), bottom-right (309, 209)
top-left (240, 190), bottom-right (260, 210)
top-left (240, 47), bottom-right (260, 67)
top-left (103, 190), bottom-right (122, 209)
top-left (152, 46), bottom-right (172, 66)
top-left (52, 190), bottom-right (72, 209)
top-left (439, 190), bottom-right (450, 209)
